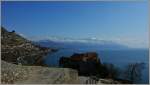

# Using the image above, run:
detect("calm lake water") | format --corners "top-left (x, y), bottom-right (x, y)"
top-left (44, 48), bottom-right (149, 84)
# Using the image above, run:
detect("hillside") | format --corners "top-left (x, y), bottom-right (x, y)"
top-left (1, 27), bottom-right (55, 65)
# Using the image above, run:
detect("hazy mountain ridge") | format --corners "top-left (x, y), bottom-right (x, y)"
top-left (35, 38), bottom-right (130, 50)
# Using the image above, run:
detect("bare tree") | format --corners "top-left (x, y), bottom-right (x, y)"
top-left (124, 62), bottom-right (145, 83)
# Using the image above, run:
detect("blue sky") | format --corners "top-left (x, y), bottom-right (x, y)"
top-left (1, 1), bottom-right (149, 48)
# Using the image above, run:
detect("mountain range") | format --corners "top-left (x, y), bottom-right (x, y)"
top-left (34, 38), bottom-right (130, 50)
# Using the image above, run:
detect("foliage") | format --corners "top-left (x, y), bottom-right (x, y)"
top-left (123, 62), bottom-right (145, 83)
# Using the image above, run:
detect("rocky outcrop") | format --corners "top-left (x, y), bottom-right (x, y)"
top-left (1, 60), bottom-right (80, 84)
top-left (70, 52), bottom-right (100, 62)
top-left (1, 27), bottom-right (56, 65)
top-left (59, 52), bottom-right (101, 76)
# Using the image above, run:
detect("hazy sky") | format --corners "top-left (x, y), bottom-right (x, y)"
top-left (1, 1), bottom-right (149, 48)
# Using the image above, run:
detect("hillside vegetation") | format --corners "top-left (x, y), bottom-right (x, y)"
top-left (1, 27), bottom-right (55, 65)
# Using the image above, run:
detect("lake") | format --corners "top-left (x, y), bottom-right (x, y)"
top-left (44, 48), bottom-right (149, 84)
